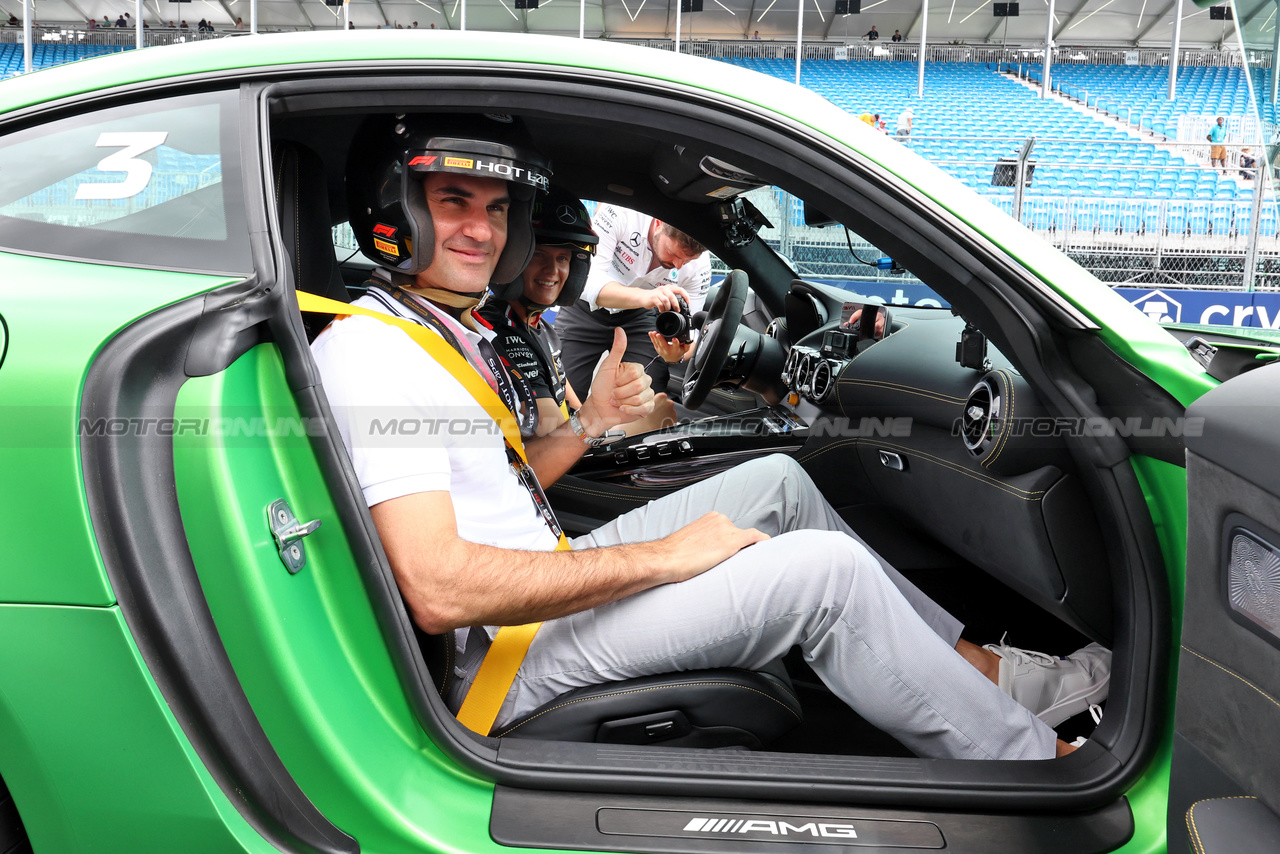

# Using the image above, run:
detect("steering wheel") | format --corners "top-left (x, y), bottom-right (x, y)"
top-left (682, 269), bottom-right (748, 410)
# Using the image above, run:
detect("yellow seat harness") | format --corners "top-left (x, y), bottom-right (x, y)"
top-left (298, 290), bottom-right (568, 737)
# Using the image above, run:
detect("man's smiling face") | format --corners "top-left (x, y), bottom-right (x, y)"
top-left (520, 244), bottom-right (573, 306)
top-left (416, 172), bottom-right (510, 293)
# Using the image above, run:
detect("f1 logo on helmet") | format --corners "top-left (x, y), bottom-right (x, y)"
top-left (407, 155), bottom-right (437, 167)
top-left (372, 223), bottom-right (398, 238)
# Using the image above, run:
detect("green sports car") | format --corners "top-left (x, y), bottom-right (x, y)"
top-left (2, 30), bottom-right (1279, 854)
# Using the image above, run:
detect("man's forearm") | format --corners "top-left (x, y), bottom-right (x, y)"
top-left (595, 281), bottom-right (649, 310)
top-left (524, 416), bottom-right (592, 484)
top-left (402, 529), bottom-right (672, 633)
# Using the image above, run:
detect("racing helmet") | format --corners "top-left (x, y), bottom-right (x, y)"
top-left (345, 113), bottom-right (552, 284)
top-left (490, 187), bottom-right (598, 307)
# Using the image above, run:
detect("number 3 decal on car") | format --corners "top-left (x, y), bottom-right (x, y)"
top-left (75, 131), bottom-right (168, 200)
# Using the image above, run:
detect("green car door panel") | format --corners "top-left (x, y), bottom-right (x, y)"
top-left (173, 342), bottom-right (508, 854)
top-left (0, 604), bottom-right (281, 854)
top-left (0, 252), bottom-right (236, 606)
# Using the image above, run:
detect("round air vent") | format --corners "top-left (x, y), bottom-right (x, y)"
top-left (782, 347), bottom-right (800, 388)
top-left (794, 352), bottom-right (813, 394)
top-left (810, 360), bottom-right (833, 402)
top-left (961, 377), bottom-right (1000, 457)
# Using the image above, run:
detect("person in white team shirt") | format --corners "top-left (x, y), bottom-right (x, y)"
top-left (555, 203), bottom-right (712, 398)
top-left (314, 113), bottom-right (1109, 757)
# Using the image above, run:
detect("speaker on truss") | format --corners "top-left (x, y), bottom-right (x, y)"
top-left (680, 0), bottom-right (704, 12)
top-left (834, 0), bottom-right (859, 12)
top-left (993, 2), bottom-right (1019, 15)
top-left (515, 0), bottom-right (540, 8)
top-left (1208, 5), bottom-right (1232, 19)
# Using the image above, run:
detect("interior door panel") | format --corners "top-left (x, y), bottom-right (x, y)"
top-left (1170, 363), bottom-right (1280, 853)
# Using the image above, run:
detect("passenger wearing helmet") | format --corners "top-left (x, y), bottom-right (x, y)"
top-left (479, 188), bottom-right (678, 436)
top-left (311, 113), bottom-right (1102, 760)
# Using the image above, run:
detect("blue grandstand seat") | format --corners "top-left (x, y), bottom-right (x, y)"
top-left (1188, 202), bottom-right (1211, 235)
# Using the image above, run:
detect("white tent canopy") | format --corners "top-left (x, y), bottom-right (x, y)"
top-left (0, 0), bottom-right (1243, 48)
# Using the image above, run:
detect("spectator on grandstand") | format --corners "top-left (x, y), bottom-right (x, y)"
top-left (1207, 117), bottom-right (1228, 173)
top-left (896, 107), bottom-right (913, 137)
top-left (859, 112), bottom-right (878, 127)
top-left (179, 19), bottom-right (189, 28)
top-left (235, 16), bottom-right (244, 29)
top-left (348, 20), bottom-right (355, 28)
top-left (892, 29), bottom-right (902, 41)
top-left (102, 15), bottom-right (111, 26)
top-left (865, 25), bottom-right (879, 40)
top-left (87, 16), bottom-right (96, 28)
top-left (412, 20), bottom-right (419, 26)
top-left (1240, 147), bottom-right (1257, 181)
top-left (114, 14), bottom-right (126, 26)
top-left (6, 12), bottom-right (17, 25)
top-left (752, 30), bottom-right (761, 39)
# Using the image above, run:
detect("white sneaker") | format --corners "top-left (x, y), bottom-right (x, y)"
top-left (1067, 706), bottom-right (1104, 750)
top-left (983, 636), bottom-right (1111, 727)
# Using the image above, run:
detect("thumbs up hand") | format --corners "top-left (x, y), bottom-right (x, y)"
top-left (578, 328), bottom-right (655, 436)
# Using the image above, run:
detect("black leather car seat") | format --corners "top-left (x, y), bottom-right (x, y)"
top-left (273, 141), bottom-right (351, 338)
top-left (275, 140), bottom-right (803, 749)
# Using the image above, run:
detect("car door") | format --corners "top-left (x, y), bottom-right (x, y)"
top-left (1168, 359), bottom-right (1280, 852)
top-left (0, 79), bottom-right (363, 852)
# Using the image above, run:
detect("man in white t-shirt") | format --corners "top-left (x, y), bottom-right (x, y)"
top-left (312, 113), bottom-right (1107, 757)
top-left (555, 203), bottom-right (712, 397)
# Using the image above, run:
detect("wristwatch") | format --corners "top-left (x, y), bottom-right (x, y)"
top-left (568, 410), bottom-right (625, 447)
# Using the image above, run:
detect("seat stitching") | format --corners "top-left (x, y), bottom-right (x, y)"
top-left (835, 378), bottom-right (968, 405)
top-left (1182, 646), bottom-right (1280, 711)
top-left (438, 630), bottom-right (453, 698)
top-left (494, 681), bottom-right (802, 737)
top-left (1186, 796), bottom-right (1256, 854)
top-left (549, 483), bottom-right (654, 500)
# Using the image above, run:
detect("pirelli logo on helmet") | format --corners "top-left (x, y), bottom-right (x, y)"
top-left (373, 237), bottom-right (400, 257)
top-left (408, 148), bottom-right (551, 191)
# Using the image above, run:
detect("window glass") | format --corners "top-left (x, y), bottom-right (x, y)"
top-left (0, 89), bottom-right (250, 273)
top-left (735, 186), bottom-right (949, 310)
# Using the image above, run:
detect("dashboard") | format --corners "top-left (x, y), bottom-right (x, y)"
top-left (772, 282), bottom-right (1113, 646)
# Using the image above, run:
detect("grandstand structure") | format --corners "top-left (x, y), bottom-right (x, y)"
top-left (1, 4), bottom-right (1276, 292)
top-left (714, 54), bottom-right (1277, 290)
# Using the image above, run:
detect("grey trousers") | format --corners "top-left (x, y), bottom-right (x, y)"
top-left (450, 454), bottom-right (1058, 760)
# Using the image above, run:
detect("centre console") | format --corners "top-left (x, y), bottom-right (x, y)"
top-left (570, 406), bottom-right (808, 487)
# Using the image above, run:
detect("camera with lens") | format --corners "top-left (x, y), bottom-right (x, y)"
top-left (655, 294), bottom-right (694, 344)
